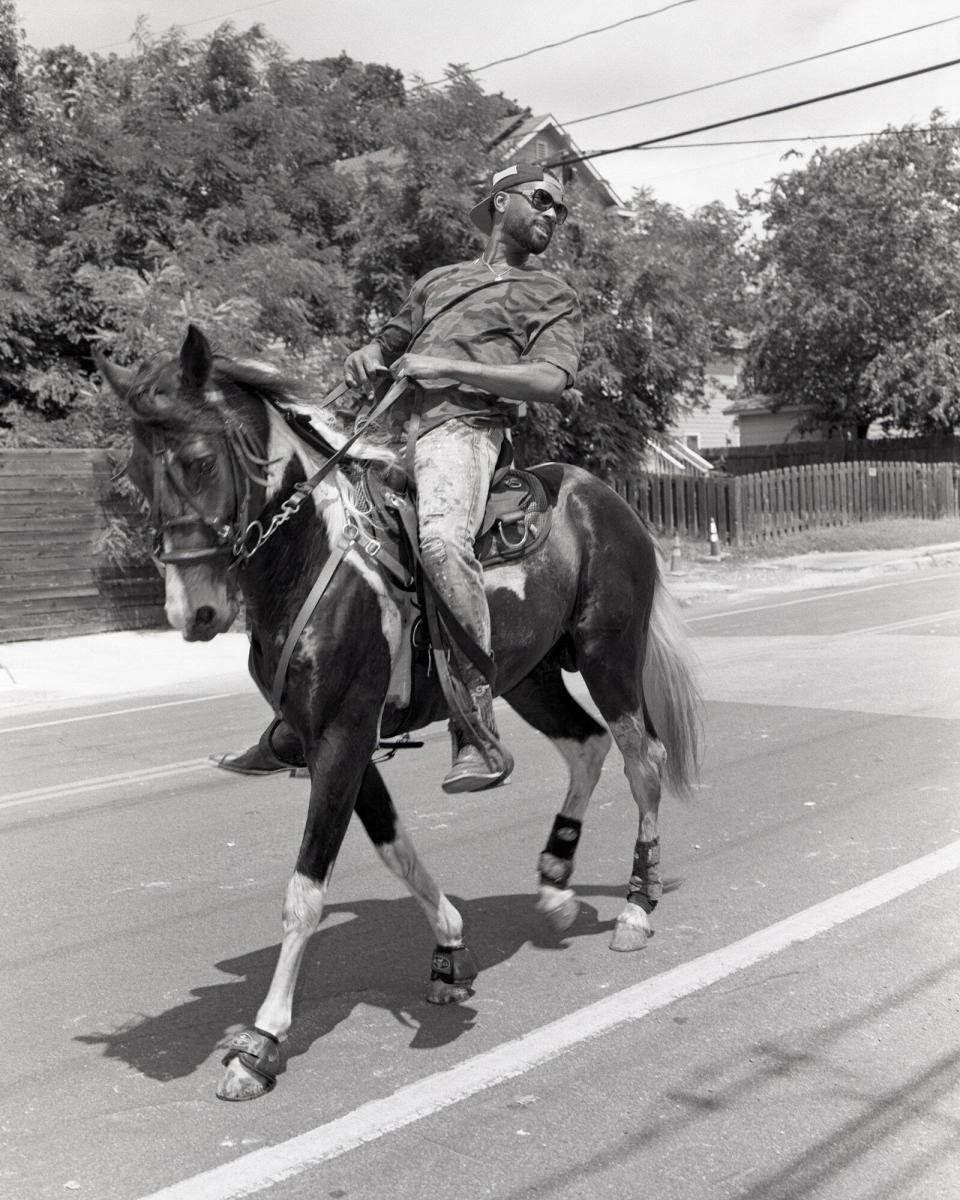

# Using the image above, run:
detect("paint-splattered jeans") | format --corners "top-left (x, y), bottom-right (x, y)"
top-left (414, 418), bottom-right (504, 689)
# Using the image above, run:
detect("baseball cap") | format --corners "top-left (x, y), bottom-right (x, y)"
top-left (469, 161), bottom-right (565, 234)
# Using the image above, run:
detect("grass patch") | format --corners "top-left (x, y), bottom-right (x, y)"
top-left (728, 518), bottom-right (960, 560)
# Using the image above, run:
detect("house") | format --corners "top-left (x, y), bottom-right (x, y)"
top-left (722, 394), bottom-right (829, 446)
top-left (670, 348), bottom-right (742, 453)
top-left (488, 112), bottom-right (631, 218)
top-left (333, 110), bottom-right (632, 221)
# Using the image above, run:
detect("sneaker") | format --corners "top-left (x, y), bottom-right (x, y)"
top-left (441, 741), bottom-right (514, 793)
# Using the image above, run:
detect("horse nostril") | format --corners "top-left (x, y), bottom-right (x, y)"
top-left (195, 605), bottom-right (216, 627)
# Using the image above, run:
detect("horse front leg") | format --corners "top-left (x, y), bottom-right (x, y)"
top-left (217, 716), bottom-right (375, 1102)
top-left (354, 763), bottom-right (476, 1005)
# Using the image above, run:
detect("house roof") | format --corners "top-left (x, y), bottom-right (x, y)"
top-left (723, 393), bottom-right (802, 416)
top-left (490, 112), bottom-right (627, 212)
top-left (332, 114), bottom-right (629, 214)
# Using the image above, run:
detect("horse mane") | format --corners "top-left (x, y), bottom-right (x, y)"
top-left (211, 356), bottom-right (398, 468)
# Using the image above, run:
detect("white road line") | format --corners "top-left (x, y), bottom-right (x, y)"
top-left (136, 837), bottom-right (960, 1200)
top-left (835, 607), bottom-right (960, 637)
top-left (686, 571), bottom-right (960, 623)
top-left (0, 758), bottom-right (213, 811)
top-left (0, 692), bottom-right (244, 735)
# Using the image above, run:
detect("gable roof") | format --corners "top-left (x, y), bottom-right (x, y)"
top-left (489, 111), bottom-right (628, 213)
top-left (723, 393), bottom-right (802, 416)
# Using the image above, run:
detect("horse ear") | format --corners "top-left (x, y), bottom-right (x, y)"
top-left (179, 324), bottom-right (213, 395)
top-left (92, 348), bottom-right (136, 399)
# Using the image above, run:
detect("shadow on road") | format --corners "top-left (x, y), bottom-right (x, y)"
top-left (74, 884), bottom-right (624, 1081)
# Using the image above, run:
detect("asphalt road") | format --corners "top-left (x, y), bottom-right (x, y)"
top-left (3, 570), bottom-right (959, 1200)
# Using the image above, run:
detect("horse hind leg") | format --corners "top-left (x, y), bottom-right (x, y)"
top-left (607, 704), bottom-right (667, 952)
top-left (504, 660), bottom-right (612, 933)
top-left (354, 764), bottom-right (476, 1005)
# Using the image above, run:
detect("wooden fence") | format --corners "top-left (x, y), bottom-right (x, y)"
top-left (0, 449), bottom-right (165, 643)
top-left (2, 450), bottom-right (958, 642)
top-left (619, 460), bottom-right (960, 546)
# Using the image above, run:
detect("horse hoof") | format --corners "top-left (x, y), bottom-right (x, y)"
top-left (426, 979), bottom-right (472, 1005)
top-left (217, 1057), bottom-right (274, 1101)
top-left (609, 907), bottom-right (654, 952)
top-left (536, 887), bottom-right (580, 933)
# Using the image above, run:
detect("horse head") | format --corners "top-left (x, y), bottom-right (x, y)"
top-left (96, 325), bottom-right (268, 641)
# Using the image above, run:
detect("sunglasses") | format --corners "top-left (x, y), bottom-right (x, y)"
top-left (506, 187), bottom-right (568, 226)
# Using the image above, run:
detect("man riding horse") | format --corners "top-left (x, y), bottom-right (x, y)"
top-left (219, 159), bottom-right (582, 793)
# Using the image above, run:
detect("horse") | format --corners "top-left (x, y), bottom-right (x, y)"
top-left (95, 324), bottom-right (702, 1101)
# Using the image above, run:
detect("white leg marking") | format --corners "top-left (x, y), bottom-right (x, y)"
top-left (375, 823), bottom-right (464, 947)
top-left (254, 872), bottom-right (328, 1038)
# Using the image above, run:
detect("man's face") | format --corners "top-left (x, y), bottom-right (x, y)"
top-left (498, 178), bottom-right (565, 254)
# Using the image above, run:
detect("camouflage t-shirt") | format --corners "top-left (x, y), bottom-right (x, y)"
top-left (373, 258), bottom-right (583, 435)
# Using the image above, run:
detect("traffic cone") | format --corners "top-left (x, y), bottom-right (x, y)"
top-left (670, 532), bottom-right (682, 574)
top-left (708, 517), bottom-right (721, 558)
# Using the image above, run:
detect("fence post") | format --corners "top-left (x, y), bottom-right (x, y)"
top-left (729, 476), bottom-right (742, 546)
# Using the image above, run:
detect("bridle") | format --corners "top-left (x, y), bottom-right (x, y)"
top-left (146, 418), bottom-right (272, 566)
top-left (143, 375), bottom-right (410, 568)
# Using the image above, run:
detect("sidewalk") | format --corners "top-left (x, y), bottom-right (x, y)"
top-left (2, 541), bottom-right (958, 715)
top-left (664, 539), bottom-right (960, 607)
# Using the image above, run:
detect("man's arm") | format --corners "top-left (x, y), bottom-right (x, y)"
top-left (389, 353), bottom-right (567, 405)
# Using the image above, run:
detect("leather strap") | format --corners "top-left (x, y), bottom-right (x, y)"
top-left (270, 528), bottom-right (356, 711)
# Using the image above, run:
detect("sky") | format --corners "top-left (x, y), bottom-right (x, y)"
top-left (16, 0), bottom-right (960, 213)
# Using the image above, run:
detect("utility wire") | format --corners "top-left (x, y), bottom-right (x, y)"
top-left (546, 56), bottom-right (960, 168)
top-left (91, 0), bottom-right (287, 52)
top-left (413, 0), bottom-right (699, 89)
top-left (634, 125), bottom-right (960, 148)
top-left (562, 13), bottom-right (960, 129)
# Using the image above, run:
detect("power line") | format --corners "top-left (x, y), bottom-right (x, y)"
top-left (635, 125), bottom-right (960, 148)
top-left (561, 13), bottom-right (960, 129)
top-left (546, 56), bottom-right (960, 168)
top-left (412, 0), bottom-right (700, 89)
top-left (91, 0), bottom-right (288, 53)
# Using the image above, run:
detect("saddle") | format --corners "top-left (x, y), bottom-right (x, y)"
top-left (362, 458), bottom-right (553, 582)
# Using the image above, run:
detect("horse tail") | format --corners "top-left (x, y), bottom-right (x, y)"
top-left (643, 571), bottom-right (703, 798)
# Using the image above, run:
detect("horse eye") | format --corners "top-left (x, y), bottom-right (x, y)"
top-left (186, 455), bottom-right (217, 489)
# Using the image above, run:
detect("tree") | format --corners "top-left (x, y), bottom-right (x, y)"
top-left (514, 190), bottom-right (748, 476)
top-left (745, 117), bottom-right (960, 436)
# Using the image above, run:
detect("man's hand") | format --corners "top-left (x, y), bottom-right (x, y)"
top-left (390, 353), bottom-right (454, 383)
top-left (344, 343), bottom-right (386, 394)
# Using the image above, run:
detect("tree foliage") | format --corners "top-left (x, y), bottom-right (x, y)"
top-left (745, 116), bottom-right (960, 436)
top-left (0, 12), bottom-right (747, 471)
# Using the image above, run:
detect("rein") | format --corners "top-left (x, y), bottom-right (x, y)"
top-left (146, 376), bottom-right (408, 567)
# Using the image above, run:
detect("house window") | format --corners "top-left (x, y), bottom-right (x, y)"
top-left (685, 434), bottom-right (701, 451)
top-left (535, 138), bottom-right (549, 163)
